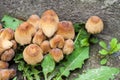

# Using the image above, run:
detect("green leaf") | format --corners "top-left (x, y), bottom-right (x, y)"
top-left (100, 58), bottom-right (107, 65)
top-left (99, 49), bottom-right (108, 55)
top-left (73, 23), bottom-right (85, 32)
top-left (1, 15), bottom-right (23, 30)
top-left (110, 38), bottom-right (118, 50)
top-left (41, 54), bottom-right (55, 80)
top-left (12, 77), bottom-right (17, 80)
top-left (75, 66), bottom-right (120, 80)
top-left (112, 43), bottom-right (120, 53)
top-left (80, 38), bottom-right (89, 47)
top-left (90, 37), bottom-right (99, 44)
top-left (99, 41), bottom-right (107, 49)
top-left (55, 28), bottom-right (90, 80)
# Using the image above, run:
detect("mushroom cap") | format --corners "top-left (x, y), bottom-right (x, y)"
top-left (50, 48), bottom-right (64, 62)
top-left (41, 9), bottom-right (59, 22)
top-left (11, 40), bottom-right (17, 50)
top-left (0, 61), bottom-right (9, 69)
top-left (40, 40), bottom-right (51, 54)
top-left (40, 16), bottom-right (58, 38)
top-left (40, 9), bottom-right (59, 38)
top-left (56, 21), bottom-right (75, 39)
top-left (23, 44), bottom-right (43, 65)
top-left (50, 35), bottom-right (64, 48)
top-left (15, 22), bottom-right (36, 45)
top-left (1, 49), bottom-right (15, 61)
top-left (0, 69), bottom-right (16, 80)
top-left (63, 39), bottom-right (74, 55)
top-left (32, 29), bottom-right (46, 46)
top-left (27, 14), bottom-right (40, 30)
top-left (0, 28), bottom-right (14, 40)
top-left (0, 38), bottom-right (13, 54)
top-left (85, 16), bottom-right (104, 34)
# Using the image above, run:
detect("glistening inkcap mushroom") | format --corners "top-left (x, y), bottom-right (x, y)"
top-left (56, 21), bottom-right (75, 39)
top-left (23, 44), bottom-right (43, 65)
top-left (85, 16), bottom-right (104, 34)
top-left (15, 22), bottom-right (36, 45)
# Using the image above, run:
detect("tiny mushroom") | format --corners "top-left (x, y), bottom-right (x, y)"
top-left (56, 21), bottom-right (75, 39)
top-left (0, 28), bottom-right (14, 40)
top-left (0, 69), bottom-right (16, 80)
top-left (85, 16), bottom-right (104, 34)
top-left (0, 38), bottom-right (13, 54)
top-left (63, 39), bottom-right (74, 55)
top-left (32, 29), bottom-right (46, 46)
top-left (50, 35), bottom-right (64, 48)
top-left (41, 9), bottom-right (59, 22)
top-left (11, 40), bottom-right (17, 50)
top-left (23, 44), bottom-right (43, 65)
top-left (40, 40), bottom-right (51, 54)
top-left (0, 61), bottom-right (9, 69)
top-left (40, 9), bottom-right (59, 38)
top-left (1, 49), bottom-right (15, 61)
top-left (50, 48), bottom-right (64, 62)
top-left (27, 14), bottom-right (40, 30)
top-left (15, 22), bottom-right (36, 45)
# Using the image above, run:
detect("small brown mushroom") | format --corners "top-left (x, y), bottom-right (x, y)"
top-left (27, 14), bottom-right (40, 30)
top-left (11, 40), bottom-right (17, 50)
top-left (63, 39), bottom-right (74, 55)
top-left (50, 35), bottom-right (64, 48)
top-left (0, 28), bottom-right (14, 40)
top-left (0, 61), bottom-right (9, 69)
top-left (40, 10), bottom-right (59, 38)
top-left (56, 21), bottom-right (75, 39)
top-left (41, 9), bottom-right (59, 22)
top-left (15, 22), bottom-right (36, 45)
top-left (32, 29), bottom-right (46, 46)
top-left (50, 48), bottom-right (63, 62)
top-left (1, 49), bottom-right (15, 61)
top-left (40, 40), bottom-right (51, 54)
top-left (23, 44), bottom-right (43, 65)
top-left (85, 16), bottom-right (104, 34)
top-left (0, 69), bottom-right (16, 80)
top-left (0, 38), bottom-right (13, 55)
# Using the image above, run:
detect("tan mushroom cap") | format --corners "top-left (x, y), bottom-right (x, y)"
top-left (50, 35), bottom-right (64, 48)
top-left (85, 16), bottom-right (104, 34)
top-left (40, 10), bottom-right (59, 38)
top-left (27, 14), bottom-right (40, 30)
top-left (23, 44), bottom-right (43, 65)
top-left (15, 22), bottom-right (36, 45)
top-left (41, 9), bottom-right (59, 22)
top-left (40, 40), bottom-right (51, 54)
top-left (63, 39), bottom-right (74, 55)
top-left (1, 49), bottom-right (15, 61)
top-left (0, 38), bottom-right (13, 54)
top-left (0, 28), bottom-right (14, 40)
top-left (0, 69), bottom-right (16, 80)
top-left (56, 21), bottom-right (75, 39)
top-left (11, 40), bottom-right (17, 50)
top-left (50, 48), bottom-right (64, 62)
top-left (0, 61), bottom-right (9, 69)
top-left (32, 29), bottom-right (46, 46)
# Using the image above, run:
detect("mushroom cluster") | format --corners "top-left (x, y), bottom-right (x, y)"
top-left (0, 24), bottom-right (16, 80)
top-left (15, 9), bottom-right (75, 65)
